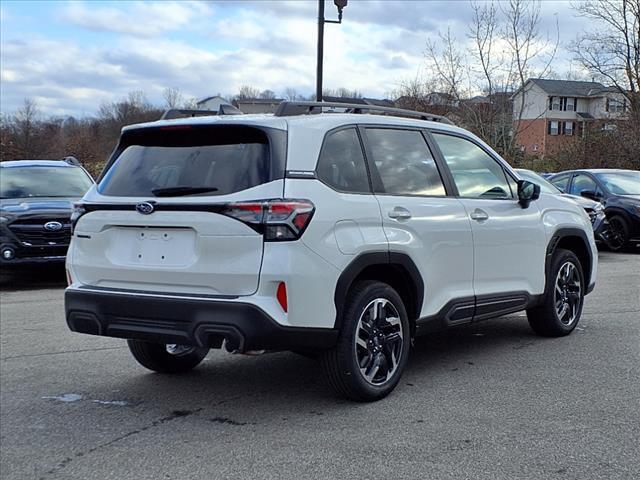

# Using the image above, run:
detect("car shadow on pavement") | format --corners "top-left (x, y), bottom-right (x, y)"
top-left (0, 265), bottom-right (67, 291)
top-left (83, 315), bottom-right (540, 420)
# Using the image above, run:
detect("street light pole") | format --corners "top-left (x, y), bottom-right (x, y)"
top-left (316, 0), bottom-right (347, 102)
top-left (316, 0), bottom-right (325, 102)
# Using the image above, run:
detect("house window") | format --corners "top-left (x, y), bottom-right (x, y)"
top-left (607, 98), bottom-right (626, 113)
top-left (566, 97), bottom-right (576, 111)
top-left (564, 121), bottom-right (574, 136)
top-left (548, 121), bottom-right (559, 135)
top-left (550, 97), bottom-right (561, 111)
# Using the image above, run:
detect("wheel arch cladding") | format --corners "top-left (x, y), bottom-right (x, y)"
top-left (548, 228), bottom-right (592, 289)
top-left (333, 252), bottom-right (424, 334)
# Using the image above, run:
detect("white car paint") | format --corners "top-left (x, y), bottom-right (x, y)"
top-left (66, 111), bottom-right (596, 332)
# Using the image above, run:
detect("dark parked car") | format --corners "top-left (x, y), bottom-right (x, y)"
top-left (548, 169), bottom-right (640, 251)
top-left (516, 169), bottom-right (609, 245)
top-left (0, 159), bottom-right (94, 280)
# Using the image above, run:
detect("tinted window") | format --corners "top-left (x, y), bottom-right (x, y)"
top-left (0, 167), bottom-right (93, 199)
top-left (517, 169), bottom-right (561, 194)
top-left (569, 174), bottom-right (597, 196)
top-left (365, 129), bottom-right (445, 196)
top-left (594, 171), bottom-right (640, 195)
top-left (316, 128), bottom-right (370, 193)
top-left (99, 126), bottom-right (271, 197)
top-left (432, 133), bottom-right (512, 199)
top-left (551, 174), bottom-right (570, 192)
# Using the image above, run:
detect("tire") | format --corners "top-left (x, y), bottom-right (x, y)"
top-left (606, 215), bottom-right (629, 251)
top-left (127, 340), bottom-right (209, 373)
top-left (321, 280), bottom-right (411, 402)
top-left (527, 248), bottom-right (585, 337)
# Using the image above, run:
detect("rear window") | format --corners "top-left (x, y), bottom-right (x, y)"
top-left (98, 125), bottom-right (281, 197)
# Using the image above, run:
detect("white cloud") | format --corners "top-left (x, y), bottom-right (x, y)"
top-left (0, 1), bottom-right (602, 117)
top-left (63, 1), bottom-right (212, 37)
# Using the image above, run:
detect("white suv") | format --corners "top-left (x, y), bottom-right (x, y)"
top-left (65, 102), bottom-right (597, 401)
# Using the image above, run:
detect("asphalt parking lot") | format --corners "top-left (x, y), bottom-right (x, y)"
top-left (1, 252), bottom-right (639, 480)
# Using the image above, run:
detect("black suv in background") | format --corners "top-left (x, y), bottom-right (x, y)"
top-left (548, 169), bottom-right (640, 251)
top-left (0, 159), bottom-right (94, 281)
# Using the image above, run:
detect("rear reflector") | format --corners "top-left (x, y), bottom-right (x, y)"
top-left (276, 282), bottom-right (288, 312)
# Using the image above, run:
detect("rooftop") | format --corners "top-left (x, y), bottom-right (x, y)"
top-left (528, 78), bottom-right (621, 97)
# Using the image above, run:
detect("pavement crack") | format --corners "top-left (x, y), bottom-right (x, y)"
top-left (2, 346), bottom-right (127, 361)
top-left (39, 408), bottom-right (202, 479)
top-left (209, 416), bottom-right (250, 426)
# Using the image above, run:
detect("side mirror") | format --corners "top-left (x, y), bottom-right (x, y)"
top-left (580, 190), bottom-right (600, 201)
top-left (517, 180), bottom-right (540, 208)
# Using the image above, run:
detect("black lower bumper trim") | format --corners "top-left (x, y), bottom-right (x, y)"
top-left (65, 289), bottom-right (338, 352)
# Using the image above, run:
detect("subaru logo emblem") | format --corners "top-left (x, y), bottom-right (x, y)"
top-left (136, 202), bottom-right (155, 215)
top-left (44, 221), bottom-right (63, 232)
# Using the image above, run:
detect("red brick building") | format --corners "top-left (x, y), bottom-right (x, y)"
top-left (512, 79), bottom-right (628, 157)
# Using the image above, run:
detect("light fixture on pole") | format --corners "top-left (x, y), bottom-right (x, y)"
top-left (316, 0), bottom-right (348, 102)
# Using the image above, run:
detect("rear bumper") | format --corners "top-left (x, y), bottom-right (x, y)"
top-left (65, 288), bottom-right (338, 352)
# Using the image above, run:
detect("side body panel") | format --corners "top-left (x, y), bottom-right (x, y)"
top-left (374, 195), bottom-right (475, 317)
top-left (457, 198), bottom-right (547, 296)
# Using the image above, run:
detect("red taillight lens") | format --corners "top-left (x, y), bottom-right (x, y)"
top-left (221, 199), bottom-right (314, 241)
top-left (224, 202), bottom-right (264, 224)
top-left (276, 282), bottom-right (288, 312)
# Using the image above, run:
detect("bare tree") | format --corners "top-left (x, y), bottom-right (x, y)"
top-left (259, 89), bottom-right (277, 100)
top-left (235, 85), bottom-right (261, 100)
top-left (12, 98), bottom-right (39, 158)
top-left (283, 87), bottom-right (299, 101)
top-left (162, 87), bottom-right (183, 109)
top-left (322, 87), bottom-right (363, 99)
top-left (502, 0), bottom-right (559, 158)
top-left (424, 27), bottom-right (466, 100)
top-left (572, 0), bottom-right (640, 114)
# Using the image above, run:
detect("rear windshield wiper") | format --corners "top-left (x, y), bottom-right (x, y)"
top-left (151, 186), bottom-right (219, 197)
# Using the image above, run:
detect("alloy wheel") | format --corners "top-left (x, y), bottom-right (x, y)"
top-left (607, 217), bottom-right (626, 250)
top-left (554, 261), bottom-right (582, 326)
top-left (165, 344), bottom-right (196, 356)
top-left (354, 298), bottom-right (404, 385)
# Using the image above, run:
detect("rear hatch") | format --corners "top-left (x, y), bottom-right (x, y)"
top-left (71, 123), bottom-right (287, 296)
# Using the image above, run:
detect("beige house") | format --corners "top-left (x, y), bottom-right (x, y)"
top-left (512, 79), bottom-right (628, 156)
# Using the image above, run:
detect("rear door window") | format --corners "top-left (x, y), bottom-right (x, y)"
top-left (365, 128), bottom-right (446, 196)
top-left (316, 128), bottom-right (370, 193)
top-left (99, 125), bottom-right (279, 197)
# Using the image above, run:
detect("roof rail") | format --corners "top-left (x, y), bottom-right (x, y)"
top-left (273, 101), bottom-right (454, 125)
top-left (160, 104), bottom-right (243, 120)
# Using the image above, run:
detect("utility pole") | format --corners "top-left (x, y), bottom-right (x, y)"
top-left (316, 1), bottom-right (348, 102)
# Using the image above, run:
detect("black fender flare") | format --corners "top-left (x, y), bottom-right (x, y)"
top-left (333, 251), bottom-right (424, 330)
top-left (546, 227), bottom-right (594, 295)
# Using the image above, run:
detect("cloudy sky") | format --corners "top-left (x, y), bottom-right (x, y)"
top-left (1, 0), bottom-right (597, 118)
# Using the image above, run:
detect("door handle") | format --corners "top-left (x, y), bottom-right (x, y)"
top-left (470, 208), bottom-right (489, 222)
top-left (388, 207), bottom-right (412, 220)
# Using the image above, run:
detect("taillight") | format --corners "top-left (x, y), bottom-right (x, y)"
top-left (70, 204), bottom-right (86, 233)
top-left (221, 199), bottom-right (314, 241)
